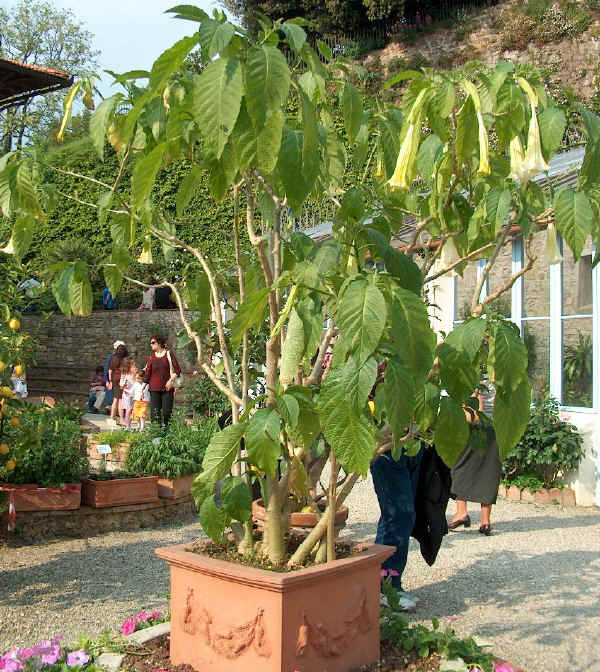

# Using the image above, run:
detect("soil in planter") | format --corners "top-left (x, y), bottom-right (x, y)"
top-left (188, 537), bottom-right (357, 572)
top-left (121, 634), bottom-right (441, 672)
top-left (87, 471), bottom-right (143, 480)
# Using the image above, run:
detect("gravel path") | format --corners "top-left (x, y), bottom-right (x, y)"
top-left (1, 477), bottom-right (599, 672)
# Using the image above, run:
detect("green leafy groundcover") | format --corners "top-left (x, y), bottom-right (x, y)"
top-left (125, 413), bottom-right (218, 479)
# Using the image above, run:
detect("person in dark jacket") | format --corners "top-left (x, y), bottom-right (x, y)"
top-left (144, 334), bottom-right (181, 426)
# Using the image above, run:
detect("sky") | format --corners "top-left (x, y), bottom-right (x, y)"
top-left (18, 0), bottom-right (227, 95)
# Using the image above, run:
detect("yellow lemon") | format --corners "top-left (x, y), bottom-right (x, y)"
top-left (6, 458), bottom-right (15, 471)
top-left (368, 400), bottom-right (375, 416)
top-left (10, 417), bottom-right (19, 427)
top-left (0, 361), bottom-right (5, 373)
top-left (0, 443), bottom-right (8, 455)
top-left (8, 318), bottom-right (20, 331)
top-left (301, 506), bottom-right (314, 513)
top-left (14, 365), bottom-right (23, 377)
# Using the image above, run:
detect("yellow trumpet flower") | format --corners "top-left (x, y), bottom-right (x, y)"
top-left (517, 77), bottom-right (549, 179)
top-left (509, 135), bottom-right (529, 183)
top-left (543, 221), bottom-right (562, 266)
top-left (388, 89), bottom-right (429, 190)
top-left (461, 80), bottom-right (490, 176)
top-left (138, 236), bottom-right (153, 264)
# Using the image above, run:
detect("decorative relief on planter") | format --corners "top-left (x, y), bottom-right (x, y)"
top-left (181, 587), bottom-right (271, 659)
top-left (296, 588), bottom-right (371, 658)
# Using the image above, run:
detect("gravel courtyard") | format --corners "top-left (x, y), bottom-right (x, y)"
top-left (1, 478), bottom-right (599, 672)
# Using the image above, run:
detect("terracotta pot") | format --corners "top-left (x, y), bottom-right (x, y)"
top-left (520, 488), bottom-right (535, 503)
top-left (507, 485), bottom-right (521, 501)
top-left (561, 487), bottom-right (576, 507)
top-left (81, 476), bottom-right (158, 508)
top-left (1, 483), bottom-right (81, 511)
top-left (158, 474), bottom-right (196, 499)
top-left (534, 488), bottom-right (551, 505)
top-left (156, 541), bottom-right (394, 672)
top-left (252, 499), bottom-right (349, 538)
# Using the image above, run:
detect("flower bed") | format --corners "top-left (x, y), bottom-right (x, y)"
top-left (0, 637), bottom-right (93, 672)
top-left (120, 611), bottom-right (169, 636)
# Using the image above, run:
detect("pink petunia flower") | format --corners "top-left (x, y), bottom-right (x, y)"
top-left (66, 650), bottom-right (90, 667)
top-left (470, 668), bottom-right (483, 672)
top-left (121, 620), bottom-right (136, 636)
top-left (380, 569), bottom-right (388, 577)
top-left (494, 665), bottom-right (515, 672)
top-left (387, 569), bottom-right (400, 577)
top-left (40, 645), bottom-right (61, 665)
top-left (0, 659), bottom-right (23, 672)
top-left (18, 650), bottom-right (34, 661)
top-left (149, 611), bottom-right (162, 621)
top-left (443, 616), bottom-right (459, 622)
top-left (135, 612), bottom-right (149, 623)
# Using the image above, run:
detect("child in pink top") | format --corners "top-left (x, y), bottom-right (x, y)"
top-left (120, 359), bottom-right (137, 429)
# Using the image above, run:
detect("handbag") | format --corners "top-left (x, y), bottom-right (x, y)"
top-left (166, 350), bottom-right (184, 389)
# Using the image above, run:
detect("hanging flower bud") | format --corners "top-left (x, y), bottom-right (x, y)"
top-left (375, 152), bottom-right (383, 178)
top-left (461, 80), bottom-right (490, 176)
top-left (388, 89), bottom-right (428, 190)
top-left (543, 221), bottom-right (562, 266)
top-left (509, 135), bottom-right (529, 183)
top-left (517, 77), bottom-right (549, 178)
top-left (138, 236), bottom-right (153, 264)
top-left (1, 237), bottom-right (15, 255)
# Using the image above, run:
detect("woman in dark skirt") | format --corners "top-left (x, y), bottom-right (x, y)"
top-left (449, 380), bottom-right (500, 536)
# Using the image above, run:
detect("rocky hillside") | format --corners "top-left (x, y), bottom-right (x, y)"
top-left (363, 0), bottom-right (600, 105)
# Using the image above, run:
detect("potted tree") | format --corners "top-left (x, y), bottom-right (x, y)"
top-left (125, 412), bottom-right (217, 499)
top-left (3, 6), bottom-right (599, 670)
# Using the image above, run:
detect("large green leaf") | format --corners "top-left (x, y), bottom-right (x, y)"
top-left (434, 396), bottom-right (469, 467)
top-left (246, 408), bottom-right (281, 477)
top-left (257, 109), bottom-right (285, 174)
top-left (554, 188), bottom-right (593, 260)
top-left (318, 367), bottom-right (376, 476)
top-left (278, 128), bottom-right (309, 211)
top-left (539, 107), bottom-right (566, 159)
top-left (486, 188), bottom-right (512, 235)
top-left (5, 215), bottom-right (35, 263)
top-left (383, 355), bottom-right (415, 439)
top-left (132, 142), bottom-right (167, 208)
top-left (494, 377), bottom-right (531, 459)
top-left (183, 270), bottom-right (210, 316)
top-left (200, 422), bottom-right (246, 489)
top-left (166, 5), bottom-right (209, 22)
top-left (221, 476), bottom-right (252, 523)
top-left (198, 496), bottom-right (228, 542)
top-left (287, 386), bottom-right (320, 450)
top-left (52, 265), bottom-right (74, 318)
top-left (343, 82), bottom-right (363, 144)
top-left (90, 94), bottom-right (121, 161)
top-left (206, 22), bottom-right (235, 58)
top-left (70, 270), bottom-right (93, 317)
top-left (103, 265), bottom-right (123, 298)
top-left (416, 133), bottom-right (443, 179)
top-left (414, 382), bottom-right (440, 431)
top-left (278, 393), bottom-right (300, 430)
top-left (343, 355), bottom-right (377, 411)
top-left (176, 165), bottom-right (204, 215)
top-left (438, 342), bottom-right (479, 401)
top-left (149, 35), bottom-right (198, 91)
top-left (390, 287), bottom-right (436, 382)
top-left (280, 308), bottom-right (305, 386)
top-left (15, 162), bottom-right (42, 219)
top-left (193, 56), bottom-right (243, 159)
top-left (488, 321), bottom-right (528, 394)
top-left (281, 22), bottom-right (306, 55)
top-left (230, 286), bottom-right (270, 347)
top-left (337, 278), bottom-right (386, 363)
top-left (246, 45), bottom-right (291, 130)
top-left (301, 92), bottom-right (320, 193)
top-left (384, 247), bottom-right (422, 294)
top-left (444, 318), bottom-right (487, 362)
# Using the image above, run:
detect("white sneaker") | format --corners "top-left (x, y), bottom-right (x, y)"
top-left (380, 592), bottom-right (417, 612)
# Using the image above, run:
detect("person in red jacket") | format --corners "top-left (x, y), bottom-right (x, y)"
top-left (144, 334), bottom-right (181, 426)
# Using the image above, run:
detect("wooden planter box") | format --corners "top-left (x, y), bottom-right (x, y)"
top-left (81, 476), bottom-right (159, 508)
top-left (1, 483), bottom-right (81, 511)
top-left (157, 474), bottom-right (196, 500)
top-left (87, 438), bottom-right (131, 463)
top-left (156, 541), bottom-right (394, 672)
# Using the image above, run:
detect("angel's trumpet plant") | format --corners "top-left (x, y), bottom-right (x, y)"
top-left (518, 77), bottom-right (550, 179)
top-left (543, 221), bottom-right (562, 266)
top-left (440, 236), bottom-right (460, 272)
top-left (509, 135), bottom-right (530, 183)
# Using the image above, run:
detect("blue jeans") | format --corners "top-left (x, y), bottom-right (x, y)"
top-left (370, 450), bottom-right (423, 591)
top-left (88, 390), bottom-right (97, 412)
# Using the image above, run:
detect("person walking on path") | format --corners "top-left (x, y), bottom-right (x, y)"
top-left (144, 334), bottom-right (181, 426)
top-left (108, 344), bottom-right (128, 424)
top-left (449, 378), bottom-right (500, 536)
top-left (103, 341), bottom-right (125, 413)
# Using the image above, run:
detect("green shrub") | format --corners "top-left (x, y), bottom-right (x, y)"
top-left (94, 430), bottom-right (132, 447)
top-left (7, 404), bottom-right (88, 485)
top-left (501, 472), bottom-right (545, 491)
top-left (503, 396), bottom-right (584, 487)
top-left (125, 412), bottom-right (218, 478)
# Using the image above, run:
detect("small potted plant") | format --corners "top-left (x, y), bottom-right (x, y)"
top-left (81, 467), bottom-right (159, 508)
top-left (87, 429), bottom-right (133, 465)
top-left (126, 413), bottom-right (217, 499)
top-left (2, 403), bottom-right (87, 512)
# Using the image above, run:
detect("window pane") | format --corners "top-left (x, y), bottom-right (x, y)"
top-left (523, 232), bottom-right (550, 317)
top-left (454, 262), bottom-right (479, 321)
top-left (522, 319), bottom-right (550, 401)
top-left (486, 243), bottom-right (513, 317)
top-left (562, 239), bottom-right (593, 316)
top-left (562, 318), bottom-right (593, 408)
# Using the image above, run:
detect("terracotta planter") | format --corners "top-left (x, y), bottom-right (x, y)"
top-left (252, 499), bottom-right (349, 538)
top-left (507, 485), bottom-right (521, 501)
top-left (1, 483), bottom-right (81, 511)
top-left (157, 474), bottom-right (196, 499)
top-left (534, 488), bottom-right (551, 505)
top-left (81, 476), bottom-right (158, 508)
top-left (520, 488), bottom-right (535, 503)
top-left (156, 541), bottom-right (394, 672)
top-left (561, 488), bottom-right (576, 507)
